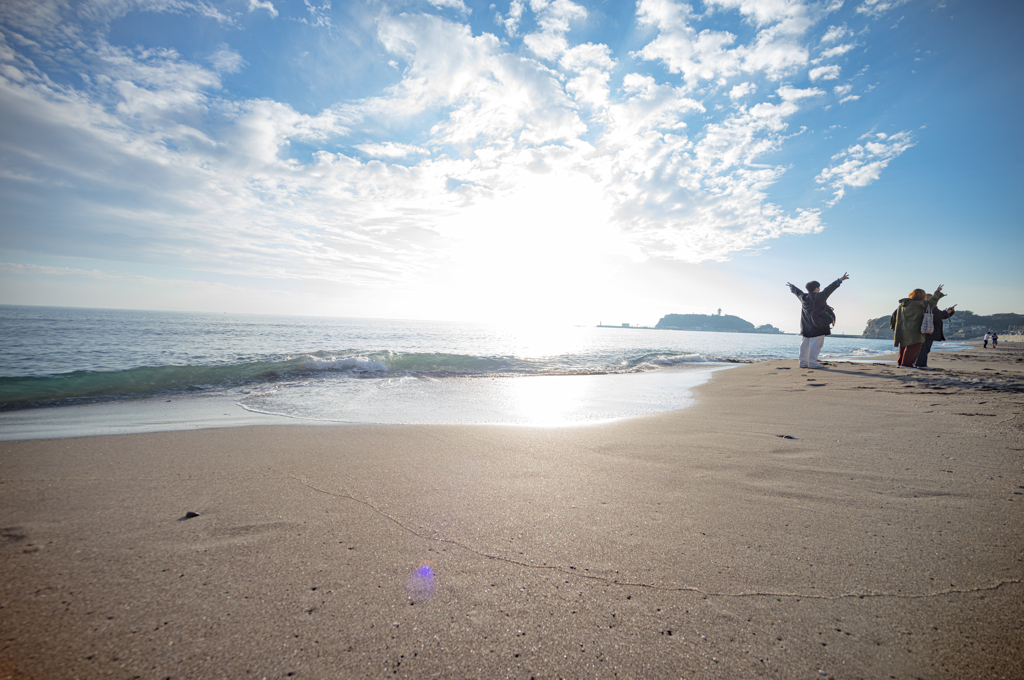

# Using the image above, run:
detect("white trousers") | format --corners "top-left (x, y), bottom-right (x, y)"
top-left (799, 335), bottom-right (825, 366)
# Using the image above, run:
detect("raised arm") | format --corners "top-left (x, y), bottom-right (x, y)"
top-left (820, 274), bottom-right (847, 299)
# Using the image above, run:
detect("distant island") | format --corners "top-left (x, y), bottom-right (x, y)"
top-left (654, 312), bottom-right (783, 334)
top-left (862, 310), bottom-right (1024, 339)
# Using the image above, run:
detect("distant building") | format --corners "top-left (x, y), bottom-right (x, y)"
top-left (717, 308), bottom-right (722, 316)
top-left (622, 323), bottom-right (630, 327)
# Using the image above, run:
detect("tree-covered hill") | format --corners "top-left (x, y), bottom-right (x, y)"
top-left (862, 310), bottom-right (1024, 339)
top-left (655, 313), bottom-right (781, 333)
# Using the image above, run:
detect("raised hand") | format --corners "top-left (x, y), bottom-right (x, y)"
top-left (839, 272), bottom-right (850, 281)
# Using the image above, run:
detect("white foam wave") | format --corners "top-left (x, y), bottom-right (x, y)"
top-left (820, 347), bottom-right (891, 359)
top-left (296, 354), bottom-right (389, 374)
top-left (651, 354), bottom-right (709, 365)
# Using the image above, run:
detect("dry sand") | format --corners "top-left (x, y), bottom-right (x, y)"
top-left (2, 346), bottom-right (1023, 679)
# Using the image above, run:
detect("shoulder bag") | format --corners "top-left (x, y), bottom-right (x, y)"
top-left (920, 308), bottom-right (934, 335)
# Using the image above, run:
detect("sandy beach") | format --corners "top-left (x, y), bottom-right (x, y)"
top-left (2, 346), bottom-right (1022, 679)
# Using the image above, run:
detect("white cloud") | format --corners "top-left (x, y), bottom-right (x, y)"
top-left (705, 0), bottom-right (811, 28)
top-left (248, 0), bottom-right (279, 18)
top-left (373, 13), bottom-right (584, 145)
top-left (498, 0), bottom-right (526, 36)
top-left (820, 24), bottom-right (848, 43)
top-left (585, 76), bottom-right (829, 262)
top-left (809, 64), bottom-right (840, 81)
top-left (634, 0), bottom-right (811, 85)
top-left (355, 142), bottom-right (430, 158)
top-left (0, 0), bottom-right (911, 298)
top-left (634, 0), bottom-right (741, 84)
top-left (95, 43), bottom-right (223, 92)
top-left (560, 43), bottom-right (616, 107)
top-left (816, 130), bottom-right (914, 204)
top-left (113, 78), bottom-right (207, 120)
top-left (817, 42), bottom-right (856, 60)
top-left (777, 85), bottom-right (825, 102)
top-left (209, 45), bottom-right (245, 74)
top-left (729, 81), bottom-right (756, 99)
top-left (740, 25), bottom-right (809, 80)
top-left (54, 0), bottom-right (236, 25)
top-left (560, 42), bottom-right (616, 72)
top-left (522, 0), bottom-right (588, 61)
top-left (428, 0), bottom-right (470, 13)
top-left (303, 0), bottom-right (332, 28)
top-left (856, 0), bottom-right (909, 17)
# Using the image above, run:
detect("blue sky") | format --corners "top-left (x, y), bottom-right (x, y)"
top-left (0, 0), bottom-right (1021, 333)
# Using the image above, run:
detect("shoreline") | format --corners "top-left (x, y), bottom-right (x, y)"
top-left (0, 343), bottom-right (972, 441)
top-left (0, 322), bottom-right (925, 420)
top-left (1, 346), bottom-right (1022, 678)
top-left (0, 365), bottom-right (737, 441)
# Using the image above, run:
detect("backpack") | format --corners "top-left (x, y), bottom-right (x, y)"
top-left (823, 305), bottom-right (836, 328)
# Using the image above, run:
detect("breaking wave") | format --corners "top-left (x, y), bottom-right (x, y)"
top-left (0, 349), bottom-right (723, 410)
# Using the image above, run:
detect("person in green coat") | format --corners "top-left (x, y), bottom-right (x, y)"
top-left (890, 285), bottom-right (945, 367)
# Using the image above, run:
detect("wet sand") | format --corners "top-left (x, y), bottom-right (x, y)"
top-left (1, 346), bottom-right (1022, 679)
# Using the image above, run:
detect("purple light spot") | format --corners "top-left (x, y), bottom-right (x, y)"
top-left (405, 562), bottom-right (436, 602)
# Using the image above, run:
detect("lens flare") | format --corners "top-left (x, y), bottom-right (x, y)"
top-left (405, 562), bottom-right (436, 602)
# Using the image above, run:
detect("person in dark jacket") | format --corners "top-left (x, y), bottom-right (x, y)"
top-left (787, 273), bottom-right (849, 369)
top-left (914, 296), bottom-right (955, 370)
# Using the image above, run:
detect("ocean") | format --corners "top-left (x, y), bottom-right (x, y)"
top-left (0, 305), bottom-right (927, 439)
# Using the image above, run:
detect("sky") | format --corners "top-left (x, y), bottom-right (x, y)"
top-left (0, 0), bottom-right (1021, 334)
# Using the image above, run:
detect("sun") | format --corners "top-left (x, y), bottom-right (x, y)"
top-left (429, 169), bottom-right (638, 325)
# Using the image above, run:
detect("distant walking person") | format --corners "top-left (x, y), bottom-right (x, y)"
top-left (914, 297), bottom-right (956, 370)
top-left (984, 332), bottom-right (991, 348)
top-left (891, 285), bottom-right (945, 368)
top-left (787, 273), bottom-right (849, 369)
top-left (992, 333), bottom-right (999, 348)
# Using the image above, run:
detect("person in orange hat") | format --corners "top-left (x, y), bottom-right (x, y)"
top-left (890, 285), bottom-right (945, 368)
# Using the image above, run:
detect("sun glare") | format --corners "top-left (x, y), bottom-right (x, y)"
top-left (504, 374), bottom-right (594, 426)
top-left (436, 170), bottom-right (631, 325)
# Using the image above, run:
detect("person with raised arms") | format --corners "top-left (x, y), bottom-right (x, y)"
top-left (787, 273), bottom-right (850, 370)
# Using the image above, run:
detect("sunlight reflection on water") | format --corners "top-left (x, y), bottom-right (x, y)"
top-left (235, 365), bottom-right (736, 427)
